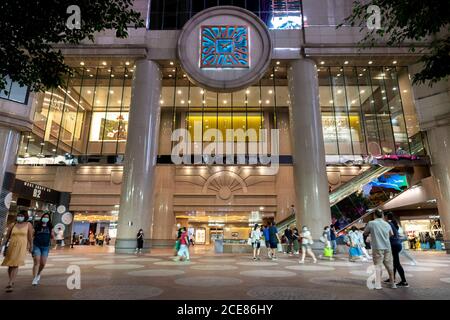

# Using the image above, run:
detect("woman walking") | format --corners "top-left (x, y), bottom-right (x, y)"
top-left (1, 210), bottom-right (33, 292)
top-left (177, 227), bottom-right (190, 261)
top-left (385, 213), bottom-right (409, 287)
top-left (251, 224), bottom-right (262, 260)
top-left (31, 212), bottom-right (53, 286)
top-left (299, 226), bottom-right (317, 263)
top-left (135, 229), bottom-right (144, 254)
top-left (292, 226), bottom-right (300, 255)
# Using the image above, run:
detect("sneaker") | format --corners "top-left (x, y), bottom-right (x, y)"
top-left (313, 259), bottom-right (318, 264)
top-left (32, 277), bottom-right (38, 286)
top-left (383, 279), bottom-right (391, 284)
top-left (272, 257), bottom-right (277, 260)
top-left (299, 260), bottom-right (305, 264)
top-left (253, 257), bottom-right (257, 260)
top-left (390, 282), bottom-right (397, 289)
top-left (396, 281), bottom-right (409, 288)
top-left (374, 284), bottom-right (383, 290)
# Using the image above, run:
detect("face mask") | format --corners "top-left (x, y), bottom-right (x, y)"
top-left (16, 216), bottom-right (25, 222)
top-left (42, 217), bottom-right (49, 223)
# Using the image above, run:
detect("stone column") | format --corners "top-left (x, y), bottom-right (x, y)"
top-left (287, 58), bottom-right (331, 241)
top-left (0, 126), bottom-right (20, 238)
top-left (410, 63), bottom-right (450, 253)
top-left (115, 60), bottom-right (162, 253)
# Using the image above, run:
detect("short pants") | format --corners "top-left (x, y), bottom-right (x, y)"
top-left (32, 245), bottom-right (50, 257)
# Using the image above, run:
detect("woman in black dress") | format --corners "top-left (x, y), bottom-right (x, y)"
top-left (135, 229), bottom-right (144, 254)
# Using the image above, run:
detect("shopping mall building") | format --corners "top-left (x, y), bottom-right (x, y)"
top-left (0, 0), bottom-right (449, 253)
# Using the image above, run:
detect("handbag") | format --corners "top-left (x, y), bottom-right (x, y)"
top-left (349, 247), bottom-right (360, 257)
top-left (323, 247), bottom-right (333, 257)
top-left (174, 240), bottom-right (180, 251)
top-left (247, 238), bottom-right (252, 246)
top-left (2, 223), bottom-right (15, 257)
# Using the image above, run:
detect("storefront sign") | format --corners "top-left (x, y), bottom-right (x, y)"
top-left (13, 179), bottom-right (60, 204)
top-left (178, 6), bottom-right (272, 92)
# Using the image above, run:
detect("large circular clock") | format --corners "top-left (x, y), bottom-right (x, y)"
top-left (178, 6), bottom-right (272, 92)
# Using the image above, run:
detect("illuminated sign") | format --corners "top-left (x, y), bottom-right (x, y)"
top-left (200, 25), bottom-right (249, 68)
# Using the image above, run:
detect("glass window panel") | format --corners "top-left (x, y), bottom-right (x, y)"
top-left (7, 81), bottom-right (28, 103)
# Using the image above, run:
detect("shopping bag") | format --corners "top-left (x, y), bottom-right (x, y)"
top-left (247, 238), bottom-right (252, 246)
top-left (349, 247), bottom-right (359, 257)
top-left (174, 240), bottom-right (180, 251)
top-left (277, 243), bottom-right (283, 252)
top-left (323, 247), bottom-right (333, 257)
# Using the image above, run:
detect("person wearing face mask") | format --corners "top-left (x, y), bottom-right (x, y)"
top-left (1, 210), bottom-right (33, 292)
top-left (31, 212), bottom-right (54, 286)
top-left (135, 229), bottom-right (144, 254)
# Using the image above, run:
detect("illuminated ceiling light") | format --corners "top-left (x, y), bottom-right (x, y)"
top-left (380, 73), bottom-right (386, 77)
top-left (67, 90), bottom-right (71, 93)
top-left (244, 100), bottom-right (248, 104)
top-left (329, 100), bottom-right (333, 104)
top-left (168, 74), bottom-right (172, 77)
top-left (202, 100), bottom-right (206, 104)
top-left (87, 90), bottom-right (92, 94)
top-left (188, 100), bottom-right (191, 104)
top-left (90, 74), bottom-right (94, 77)
top-left (386, 68), bottom-right (390, 71)
top-left (403, 90), bottom-right (408, 93)
top-left (368, 61), bottom-right (373, 65)
top-left (172, 69), bottom-right (176, 72)
top-left (125, 61), bottom-right (130, 66)
top-left (359, 73), bottom-right (363, 77)
top-left (102, 61), bottom-right (107, 66)
top-left (382, 97), bottom-right (387, 100)
top-left (259, 206), bottom-right (264, 210)
top-left (363, 68), bottom-right (366, 71)
top-left (117, 100), bottom-right (121, 104)
top-left (183, 74), bottom-right (187, 78)
top-left (360, 90), bottom-right (365, 94)
top-left (258, 100), bottom-right (262, 104)
top-left (125, 74), bottom-right (128, 77)
top-left (390, 106), bottom-right (394, 109)
top-left (200, 89), bottom-right (205, 94)
top-left (130, 69), bottom-right (134, 72)
top-left (246, 89), bottom-right (250, 94)
top-left (52, 149), bottom-right (57, 152)
top-left (86, 69), bottom-right (90, 72)
top-left (371, 100), bottom-right (375, 103)
top-left (393, 60), bottom-right (397, 64)
top-left (170, 61), bottom-right (174, 65)
top-left (108, 69), bottom-right (111, 73)
top-left (177, 90), bottom-right (182, 95)
top-left (181, 100), bottom-right (185, 104)
top-left (381, 90), bottom-right (385, 93)
top-left (392, 87), bottom-right (397, 91)
top-left (320, 61), bottom-right (325, 65)
top-left (110, 90), bottom-right (114, 94)
top-left (270, 74), bottom-right (274, 77)
top-left (223, 100), bottom-right (227, 104)
top-left (340, 68), bottom-right (343, 71)
top-left (276, 61), bottom-right (280, 65)
top-left (268, 90), bottom-right (273, 94)
top-left (351, 100), bottom-right (356, 104)
top-left (337, 90), bottom-right (342, 94)
top-left (159, 100), bottom-right (164, 104)
top-left (96, 100), bottom-right (101, 104)
top-left (110, 74), bottom-right (114, 77)
top-left (265, 100), bottom-right (270, 104)
top-left (80, 61), bottom-right (85, 66)
top-left (337, 73), bottom-right (341, 77)
top-left (344, 61), bottom-right (349, 65)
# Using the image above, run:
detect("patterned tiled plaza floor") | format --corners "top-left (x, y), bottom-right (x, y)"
top-left (1, 246), bottom-right (450, 300)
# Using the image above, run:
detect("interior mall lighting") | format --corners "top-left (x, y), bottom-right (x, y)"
top-left (160, 100), bottom-right (164, 104)
top-left (125, 61), bottom-right (130, 66)
top-left (337, 90), bottom-right (342, 94)
top-left (360, 90), bottom-right (365, 94)
top-left (246, 89), bottom-right (250, 94)
top-left (344, 61), bottom-right (349, 64)
top-left (200, 89), bottom-right (205, 94)
top-left (276, 61), bottom-right (280, 65)
top-left (368, 61), bottom-right (373, 65)
top-left (110, 90), bottom-right (114, 94)
top-left (170, 61), bottom-right (174, 65)
top-left (320, 61), bottom-right (325, 65)
top-left (268, 90), bottom-right (273, 94)
top-left (177, 90), bottom-right (182, 95)
top-left (102, 61), bottom-right (107, 65)
top-left (393, 60), bottom-right (397, 64)
top-left (80, 61), bottom-right (85, 66)
top-left (111, 74), bottom-right (114, 77)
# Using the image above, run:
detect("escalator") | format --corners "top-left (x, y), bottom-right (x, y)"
top-left (276, 165), bottom-right (393, 234)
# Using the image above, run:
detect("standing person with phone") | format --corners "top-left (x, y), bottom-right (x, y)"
top-left (268, 221), bottom-right (280, 260)
top-left (1, 210), bottom-right (33, 292)
top-left (135, 229), bottom-right (144, 254)
top-left (31, 212), bottom-right (53, 286)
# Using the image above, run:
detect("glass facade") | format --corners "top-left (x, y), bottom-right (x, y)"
top-left (17, 62), bottom-right (421, 164)
top-left (149, 0), bottom-right (302, 30)
top-left (18, 62), bottom-right (133, 162)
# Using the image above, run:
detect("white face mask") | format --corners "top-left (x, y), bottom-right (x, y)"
top-left (16, 216), bottom-right (25, 222)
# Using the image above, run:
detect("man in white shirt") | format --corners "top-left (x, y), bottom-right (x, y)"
top-left (364, 209), bottom-right (396, 289)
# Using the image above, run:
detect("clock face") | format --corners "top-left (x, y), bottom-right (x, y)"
top-left (201, 25), bottom-right (249, 68)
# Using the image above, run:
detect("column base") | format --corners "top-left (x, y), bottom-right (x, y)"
top-left (444, 241), bottom-right (450, 254)
top-left (115, 238), bottom-right (151, 254)
top-left (151, 239), bottom-right (176, 248)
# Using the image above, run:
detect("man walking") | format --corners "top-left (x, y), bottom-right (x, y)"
top-left (363, 209), bottom-right (396, 290)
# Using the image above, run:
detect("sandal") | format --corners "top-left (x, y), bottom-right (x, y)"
top-left (5, 285), bottom-right (13, 293)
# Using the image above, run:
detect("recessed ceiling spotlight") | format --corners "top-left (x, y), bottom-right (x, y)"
top-left (102, 61), bottom-right (107, 66)
top-left (337, 90), bottom-right (342, 94)
top-left (110, 90), bottom-right (114, 94)
top-left (181, 100), bottom-right (185, 104)
top-left (393, 60), bottom-right (397, 64)
top-left (344, 61), bottom-right (349, 65)
top-left (125, 61), bottom-right (130, 66)
top-left (160, 100), bottom-right (164, 104)
top-left (368, 61), bottom-right (373, 65)
top-left (329, 100), bottom-right (333, 104)
top-left (268, 90), bottom-right (273, 94)
top-left (320, 61), bottom-right (325, 65)
top-left (246, 89), bottom-right (250, 94)
top-left (360, 90), bottom-right (365, 94)
top-left (80, 61), bottom-right (85, 66)
top-left (276, 61), bottom-right (280, 65)
top-left (170, 61), bottom-right (174, 65)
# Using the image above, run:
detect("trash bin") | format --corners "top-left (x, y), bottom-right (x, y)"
top-left (214, 239), bottom-right (224, 253)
